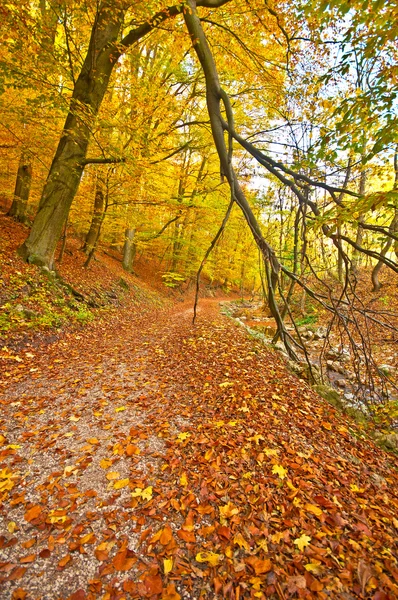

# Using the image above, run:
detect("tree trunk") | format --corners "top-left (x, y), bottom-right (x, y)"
top-left (351, 167), bottom-right (366, 273)
top-left (122, 228), bottom-right (136, 272)
top-left (83, 185), bottom-right (105, 255)
top-left (18, 2), bottom-right (124, 269)
top-left (8, 152), bottom-right (32, 223)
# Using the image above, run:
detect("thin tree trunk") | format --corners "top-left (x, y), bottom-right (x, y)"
top-left (122, 228), bottom-right (136, 272)
top-left (351, 167), bottom-right (366, 273)
top-left (8, 152), bottom-right (32, 223)
top-left (83, 185), bottom-right (105, 255)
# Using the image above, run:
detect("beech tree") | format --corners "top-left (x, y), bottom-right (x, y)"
top-left (17, 0), bottom-right (231, 269)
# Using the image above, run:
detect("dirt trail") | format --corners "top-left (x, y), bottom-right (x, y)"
top-left (0, 299), bottom-right (397, 600)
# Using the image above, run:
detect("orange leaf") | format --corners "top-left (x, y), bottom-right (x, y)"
top-left (177, 529), bottom-right (196, 543)
top-left (126, 444), bottom-right (140, 456)
top-left (24, 505), bottom-right (42, 522)
top-left (20, 554), bottom-right (36, 564)
top-left (162, 583), bottom-right (181, 600)
top-left (181, 510), bottom-right (195, 532)
top-left (58, 555), bottom-right (71, 569)
top-left (159, 525), bottom-right (173, 545)
top-left (144, 574), bottom-right (163, 595)
top-left (113, 550), bottom-right (136, 571)
top-left (322, 422), bottom-right (332, 431)
top-left (11, 589), bottom-right (27, 600)
top-left (246, 557), bottom-right (272, 575)
top-left (8, 568), bottom-right (27, 581)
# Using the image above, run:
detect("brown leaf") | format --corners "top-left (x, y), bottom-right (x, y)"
top-left (357, 560), bottom-right (373, 595)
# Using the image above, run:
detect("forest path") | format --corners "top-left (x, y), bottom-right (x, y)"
top-left (0, 298), bottom-right (397, 600)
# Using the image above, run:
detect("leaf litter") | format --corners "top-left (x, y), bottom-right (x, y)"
top-left (0, 299), bottom-right (398, 599)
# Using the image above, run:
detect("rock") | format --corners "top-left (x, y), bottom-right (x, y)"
top-left (326, 346), bottom-right (350, 361)
top-left (378, 364), bottom-right (396, 377)
top-left (313, 384), bottom-right (344, 409)
top-left (336, 378), bottom-right (346, 388)
top-left (375, 433), bottom-right (398, 451)
top-left (344, 392), bottom-right (355, 402)
top-left (369, 472), bottom-right (387, 487)
top-left (13, 305), bottom-right (37, 320)
top-left (313, 326), bottom-right (327, 340)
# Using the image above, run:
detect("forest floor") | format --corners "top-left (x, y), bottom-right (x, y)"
top-left (1, 214), bottom-right (398, 600)
top-left (1, 296), bottom-right (398, 600)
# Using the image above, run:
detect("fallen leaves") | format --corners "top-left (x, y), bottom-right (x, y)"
top-left (112, 549), bottom-right (136, 571)
top-left (1, 285), bottom-right (398, 600)
top-left (195, 551), bottom-right (222, 566)
top-left (24, 505), bottom-right (42, 522)
top-left (131, 486), bottom-right (153, 501)
top-left (272, 464), bottom-right (288, 479)
top-left (294, 534), bottom-right (311, 551)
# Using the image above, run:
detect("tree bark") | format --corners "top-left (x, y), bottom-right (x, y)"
top-left (18, 1), bottom-right (124, 269)
top-left (183, 1), bottom-right (298, 360)
top-left (8, 152), bottom-right (32, 223)
top-left (122, 228), bottom-right (136, 272)
top-left (83, 185), bottom-right (105, 255)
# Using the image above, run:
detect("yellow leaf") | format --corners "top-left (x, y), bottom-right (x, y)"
top-left (305, 561), bottom-right (323, 575)
top-left (219, 381), bottom-right (234, 387)
top-left (114, 478), bottom-right (130, 490)
top-left (272, 464), bottom-right (288, 479)
top-left (7, 521), bottom-right (17, 533)
top-left (177, 432), bottom-right (190, 441)
top-left (305, 503), bottom-right (323, 517)
top-left (6, 444), bottom-right (21, 450)
top-left (249, 434), bottom-right (265, 444)
top-left (195, 551), bottom-right (222, 566)
top-left (294, 534), bottom-right (311, 551)
top-left (69, 416), bottom-right (80, 422)
top-left (115, 406), bottom-right (126, 412)
top-left (0, 435), bottom-right (6, 444)
top-left (293, 497), bottom-right (302, 506)
top-left (106, 471), bottom-right (120, 480)
top-left (350, 484), bottom-right (365, 493)
top-left (180, 473), bottom-right (188, 487)
top-left (264, 448), bottom-right (279, 456)
top-left (100, 458), bottom-right (112, 469)
top-left (131, 486), bottom-right (153, 501)
top-left (87, 437), bottom-right (99, 445)
top-left (164, 558), bottom-right (173, 575)
top-left (234, 532), bottom-right (250, 551)
top-left (204, 449), bottom-right (214, 461)
top-left (141, 486), bottom-right (153, 500)
top-left (219, 501), bottom-right (239, 519)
